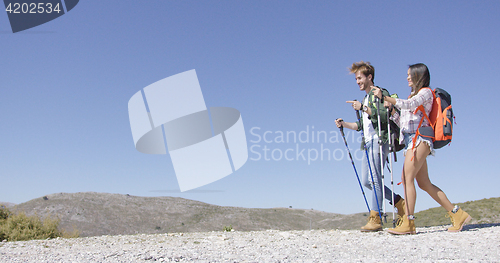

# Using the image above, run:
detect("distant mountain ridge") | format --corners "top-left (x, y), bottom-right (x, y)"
top-left (10, 192), bottom-right (368, 237)
top-left (0, 202), bottom-right (16, 208)
top-left (9, 193), bottom-right (500, 237)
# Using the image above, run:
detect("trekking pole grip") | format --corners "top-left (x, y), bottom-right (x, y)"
top-left (352, 99), bottom-right (361, 120)
top-left (336, 118), bottom-right (345, 136)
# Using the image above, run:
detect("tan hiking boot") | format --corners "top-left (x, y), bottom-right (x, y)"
top-left (447, 207), bottom-right (471, 232)
top-left (394, 198), bottom-right (406, 218)
top-left (361, 210), bottom-right (382, 232)
top-left (387, 215), bottom-right (416, 235)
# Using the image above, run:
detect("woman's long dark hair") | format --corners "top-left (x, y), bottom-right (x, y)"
top-left (409, 63), bottom-right (430, 97)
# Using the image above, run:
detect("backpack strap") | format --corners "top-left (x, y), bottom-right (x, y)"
top-left (410, 88), bottom-right (435, 160)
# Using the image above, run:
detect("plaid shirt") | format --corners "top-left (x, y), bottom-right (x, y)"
top-left (391, 88), bottom-right (433, 142)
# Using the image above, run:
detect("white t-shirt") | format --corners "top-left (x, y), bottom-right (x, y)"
top-left (362, 96), bottom-right (378, 142)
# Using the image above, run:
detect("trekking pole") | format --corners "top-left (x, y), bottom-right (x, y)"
top-left (387, 106), bottom-right (396, 228)
top-left (338, 124), bottom-right (371, 213)
top-left (376, 97), bottom-right (387, 223)
top-left (354, 104), bottom-right (383, 223)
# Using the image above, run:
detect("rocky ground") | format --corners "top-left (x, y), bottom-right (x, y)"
top-left (1, 224), bottom-right (499, 262)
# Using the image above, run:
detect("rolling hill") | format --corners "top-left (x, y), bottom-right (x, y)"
top-left (7, 192), bottom-right (500, 237)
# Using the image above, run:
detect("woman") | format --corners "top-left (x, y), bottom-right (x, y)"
top-left (373, 63), bottom-right (470, 235)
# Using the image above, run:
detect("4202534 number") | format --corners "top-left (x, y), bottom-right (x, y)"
top-left (5, 2), bottom-right (61, 14)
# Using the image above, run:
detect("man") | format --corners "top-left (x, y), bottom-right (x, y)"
top-left (335, 61), bottom-right (405, 232)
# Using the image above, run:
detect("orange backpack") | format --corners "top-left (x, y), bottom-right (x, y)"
top-left (413, 88), bottom-right (453, 150)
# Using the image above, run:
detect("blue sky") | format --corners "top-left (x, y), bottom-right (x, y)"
top-left (1, 1), bottom-right (498, 215)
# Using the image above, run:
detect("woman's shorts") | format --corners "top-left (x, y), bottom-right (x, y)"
top-left (403, 133), bottom-right (435, 156)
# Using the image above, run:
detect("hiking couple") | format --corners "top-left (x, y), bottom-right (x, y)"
top-left (335, 61), bottom-right (470, 234)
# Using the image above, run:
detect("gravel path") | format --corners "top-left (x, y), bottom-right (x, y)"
top-left (1, 224), bottom-right (499, 262)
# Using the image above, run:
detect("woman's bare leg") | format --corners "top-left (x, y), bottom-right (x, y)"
top-left (415, 159), bottom-right (454, 211)
top-left (402, 142), bottom-right (431, 215)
